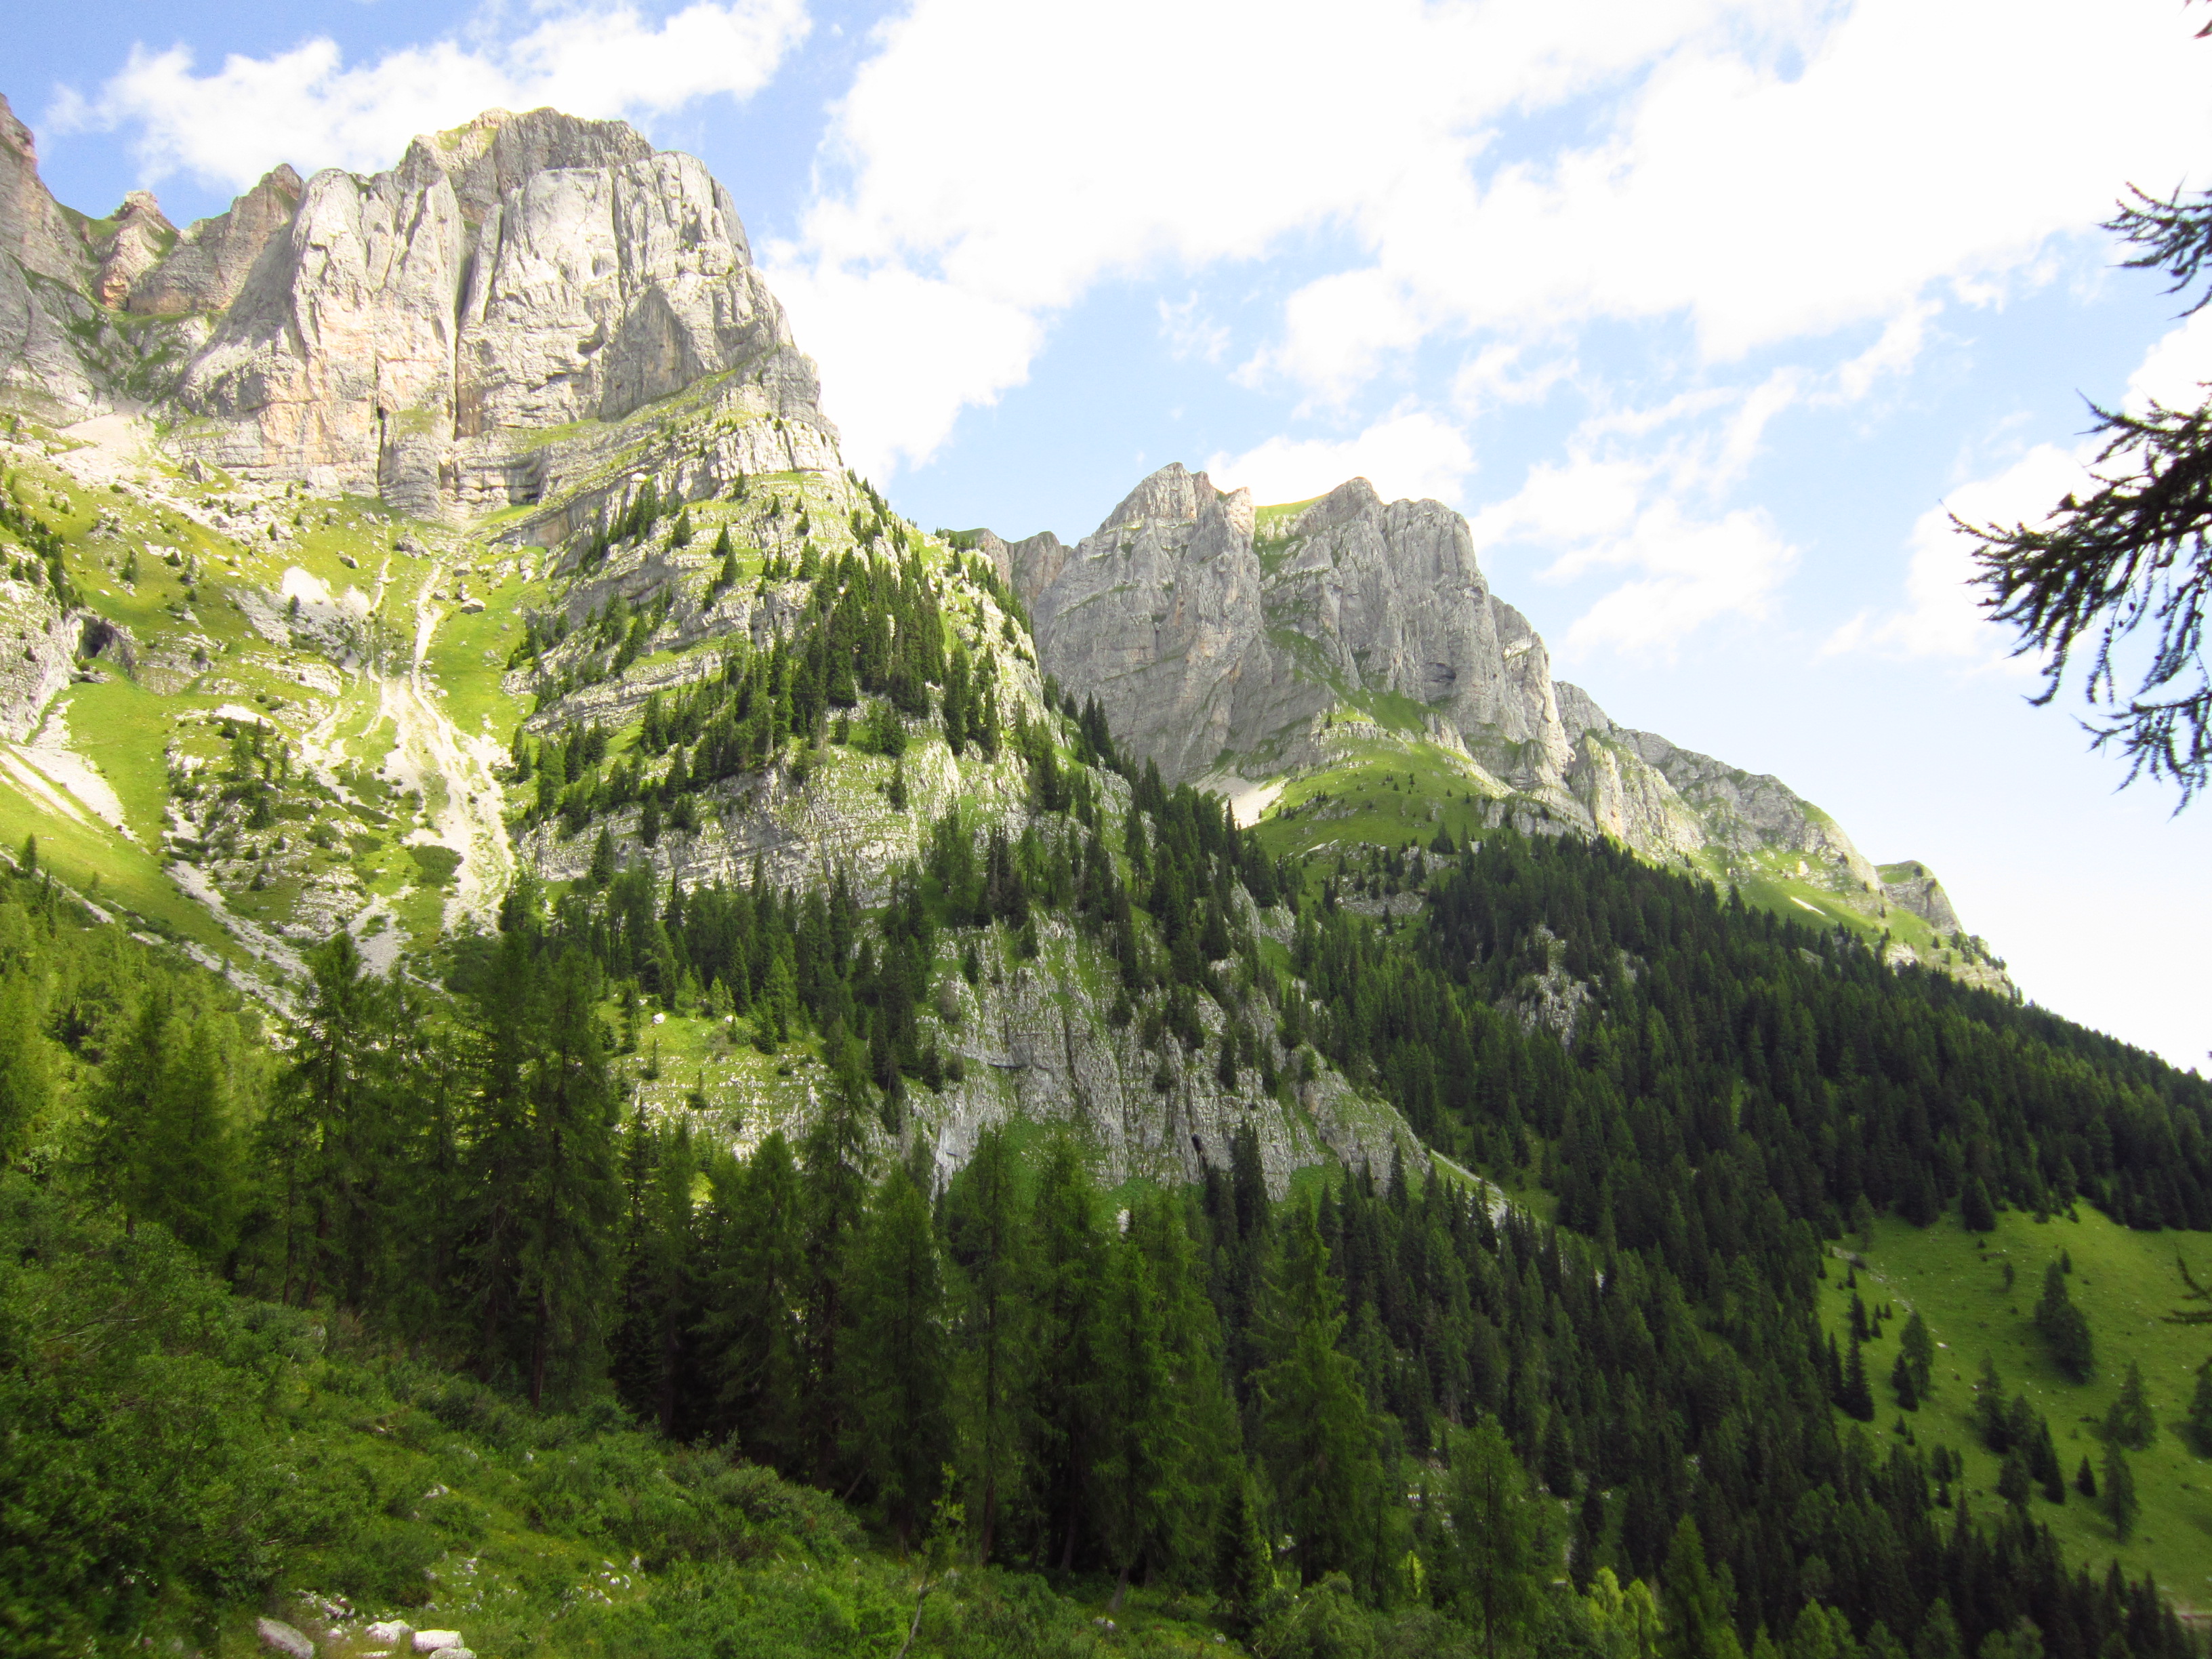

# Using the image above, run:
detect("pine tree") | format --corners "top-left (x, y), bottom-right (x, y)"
top-left (2104, 1360), bottom-right (2156, 1449)
top-left (0, 969), bottom-right (52, 1165)
top-left (1258, 1199), bottom-right (1379, 1584)
top-left (1660, 1516), bottom-right (1744, 1659)
top-left (943, 1124), bottom-right (1035, 1562)
top-left (846, 1165), bottom-right (951, 1549)
top-left (96, 988), bottom-right (246, 1265)
top-left (1441, 1414), bottom-right (1555, 1659)
top-left (2075, 1455), bottom-right (2097, 1498)
top-left (1891, 1349), bottom-right (1920, 1411)
top-left (2034, 1259), bottom-right (2095, 1380)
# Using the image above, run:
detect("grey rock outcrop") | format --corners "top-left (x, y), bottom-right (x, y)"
top-left (256, 1618), bottom-right (315, 1659)
top-left (1878, 861), bottom-right (1963, 935)
top-left (1013, 464), bottom-right (1593, 805)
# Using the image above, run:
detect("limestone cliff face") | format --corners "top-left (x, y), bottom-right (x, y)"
top-left (163, 110), bottom-right (827, 515)
top-left (0, 94), bottom-right (140, 418)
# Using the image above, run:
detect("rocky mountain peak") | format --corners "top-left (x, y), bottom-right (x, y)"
top-left (1098, 461), bottom-right (1236, 535)
top-left (1, 100), bottom-right (830, 520)
top-left (1012, 462), bottom-right (2013, 990)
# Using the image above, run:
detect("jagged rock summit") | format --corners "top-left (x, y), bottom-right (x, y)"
top-left (1007, 464), bottom-right (2011, 991)
top-left (1, 102), bottom-right (837, 518)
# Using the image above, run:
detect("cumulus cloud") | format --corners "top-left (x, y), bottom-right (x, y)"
top-left (765, 0), bottom-right (2207, 472)
top-left (1204, 410), bottom-right (1475, 507)
top-left (767, 0), bottom-right (1772, 469)
top-left (47, 0), bottom-right (810, 189)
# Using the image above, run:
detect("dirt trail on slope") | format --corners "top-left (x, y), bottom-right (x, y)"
top-left (373, 555), bottom-right (514, 934)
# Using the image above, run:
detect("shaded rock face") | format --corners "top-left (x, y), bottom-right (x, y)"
top-left (166, 109), bottom-right (826, 514)
top-left (129, 166), bottom-right (303, 317)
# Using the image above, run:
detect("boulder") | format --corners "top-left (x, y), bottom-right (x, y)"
top-left (411, 1633), bottom-right (464, 1654)
top-left (364, 1622), bottom-right (413, 1647)
top-left (255, 1618), bottom-right (315, 1659)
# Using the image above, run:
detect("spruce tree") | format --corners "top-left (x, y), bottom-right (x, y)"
top-left (943, 1124), bottom-right (1035, 1562)
top-left (1090, 1231), bottom-right (1175, 1606)
top-left (2104, 1360), bottom-right (2156, 1449)
top-left (799, 1023), bottom-right (874, 1483)
top-left (1891, 1349), bottom-right (1920, 1411)
top-left (1900, 1308), bottom-right (1936, 1398)
top-left (1214, 1473), bottom-right (1277, 1636)
top-left (2183, 1365), bottom-right (2212, 1456)
top-left (1028, 1138), bottom-right (1103, 1571)
top-left (517, 949), bottom-right (622, 1409)
top-left (1960, 1174), bottom-right (1996, 1232)
top-left (1838, 1330), bottom-right (1877, 1421)
top-left (2034, 1259), bottom-right (2095, 1380)
top-left (702, 1130), bottom-right (806, 1469)
top-left (846, 1165), bottom-right (951, 1549)
top-left (1660, 1516), bottom-right (1744, 1659)
top-left (1257, 1199), bottom-right (1379, 1584)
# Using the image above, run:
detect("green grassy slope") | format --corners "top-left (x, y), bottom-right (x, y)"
top-left (1819, 1208), bottom-right (2212, 1612)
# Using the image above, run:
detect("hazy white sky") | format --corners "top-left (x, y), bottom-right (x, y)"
top-left (13, 0), bottom-right (2212, 1067)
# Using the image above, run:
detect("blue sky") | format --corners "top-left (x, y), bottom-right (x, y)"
top-left (11, 0), bottom-right (2212, 1067)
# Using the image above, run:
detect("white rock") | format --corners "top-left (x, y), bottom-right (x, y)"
top-left (256, 1619), bottom-right (315, 1659)
top-left (364, 1622), bottom-right (412, 1647)
top-left (411, 1633), bottom-right (463, 1654)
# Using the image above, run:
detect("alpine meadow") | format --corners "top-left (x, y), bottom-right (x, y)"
top-left (3, 30), bottom-right (2212, 1659)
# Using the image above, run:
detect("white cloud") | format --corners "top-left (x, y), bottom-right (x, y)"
top-left (1559, 502), bottom-right (1797, 659)
top-left (771, 262), bottom-right (1040, 479)
top-left (47, 1), bottom-right (810, 190)
top-left (1268, 0), bottom-right (2212, 386)
top-left (1450, 341), bottom-right (1576, 415)
top-left (1823, 444), bottom-right (2083, 666)
top-left (764, 0), bottom-right (2207, 471)
top-left (2123, 305), bottom-right (2212, 413)
top-left (1205, 411), bottom-right (1475, 508)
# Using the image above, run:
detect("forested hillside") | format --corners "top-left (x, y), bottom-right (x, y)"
top-left (7, 716), bottom-right (2211, 1656)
